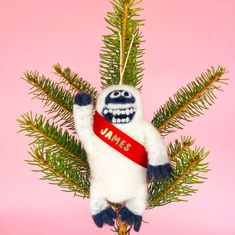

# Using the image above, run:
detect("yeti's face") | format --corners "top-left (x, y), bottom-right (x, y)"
top-left (96, 85), bottom-right (143, 125)
top-left (101, 89), bottom-right (136, 124)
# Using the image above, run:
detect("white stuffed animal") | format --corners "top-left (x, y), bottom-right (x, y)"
top-left (73, 85), bottom-right (172, 232)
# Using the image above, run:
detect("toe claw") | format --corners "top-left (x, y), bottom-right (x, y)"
top-left (92, 213), bottom-right (103, 228)
top-left (102, 212), bottom-right (114, 226)
top-left (92, 207), bottom-right (116, 228)
top-left (119, 206), bottom-right (142, 231)
top-left (107, 207), bottom-right (117, 219)
top-left (134, 215), bottom-right (142, 232)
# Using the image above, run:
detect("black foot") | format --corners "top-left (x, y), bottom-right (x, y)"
top-left (74, 92), bottom-right (92, 106)
top-left (119, 206), bottom-right (142, 232)
top-left (147, 163), bottom-right (173, 182)
top-left (92, 207), bottom-right (117, 228)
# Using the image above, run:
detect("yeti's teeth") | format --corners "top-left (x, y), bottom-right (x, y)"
top-left (126, 109), bottom-right (130, 115)
top-left (117, 118), bottom-right (121, 123)
top-left (121, 118), bottom-right (126, 123)
top-left (113, 109), bottom-right (117, 115)
top-left (130, 108), bottom-right (133, 114)
top-left (117, 109), bottom-right (121, 115)
top-left (121, 110), bottom-right (126, 115)
top-left (126, 117), bottom-right (130, 122)
top-left (109, 109), bottom-right (113, 113)
top-left (133, 108), bottom-right (136, 112)
top-left (112, 117), bottom-right (116, 123)
top-left (106, 103), bottom-right (133, 109)
top-left (103, 109), bottom-right (108, 114)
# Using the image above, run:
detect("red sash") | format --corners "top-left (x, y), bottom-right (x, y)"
top-left (93, 111), bottom-right (148, 168)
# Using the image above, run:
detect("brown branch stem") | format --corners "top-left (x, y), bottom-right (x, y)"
top-left (110, 203), bottom-right (130, 235)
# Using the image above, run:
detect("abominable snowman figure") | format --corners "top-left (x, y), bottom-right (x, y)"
top-left (73, 85), bottom-right (172, 232)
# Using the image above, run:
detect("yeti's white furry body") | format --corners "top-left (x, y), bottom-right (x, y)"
top-left (73, 85), bottom-right (169, 216)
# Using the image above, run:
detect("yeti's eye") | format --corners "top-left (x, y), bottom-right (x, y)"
top-left (110, 91), bottom-right (121, 98)
top-left (122, 91), bottom-right (131, 98)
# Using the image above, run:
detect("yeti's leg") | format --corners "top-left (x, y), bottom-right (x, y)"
top-left (119, 186), bottom-right (147, 232)
top-left (90, 183), bottom-right (117, 228)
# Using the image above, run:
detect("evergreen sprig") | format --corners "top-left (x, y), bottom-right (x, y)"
top-left (148, 138), bottom-right (209, 208)
top-left (23, 71), bottom-right (74, 130)
top-left (152, 66), bottom-right (228, 136)
top-left (17, 112), bottom-right (88, 166)
top-left (100, 0), bottom-right (145, 89)
top-left (168, 136), bottom-right (195, 160)
top-left (27, 145), bottom-right (89, 197)
top-left (53, 63), bottom-right (98, 103)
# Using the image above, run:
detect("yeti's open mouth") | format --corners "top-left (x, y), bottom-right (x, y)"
top-left (102, 104), bottom-right (136, 124)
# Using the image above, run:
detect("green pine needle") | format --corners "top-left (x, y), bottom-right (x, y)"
top-left (148, 138), bottom-right (209, 208)
top-left (152, 66), bottom-right (228, 136)
top-left (100, 0), bottom-right (145, 89)
top-left (17, 112), bottom-right (88, 166)
top-left (27, 145), bottom-right (89, 197)
top-left (53, 63), bottom-right (98, 103)
top-left (168, 136), bottom-right (195, 160)
top-left (23, 71), bottom-right (74, 130)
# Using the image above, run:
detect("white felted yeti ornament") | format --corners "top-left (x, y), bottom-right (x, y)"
top-left (73, 85), bottom-right (172, 232)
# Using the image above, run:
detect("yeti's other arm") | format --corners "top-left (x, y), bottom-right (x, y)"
top-left (143, 122), bottom-right (173, 182)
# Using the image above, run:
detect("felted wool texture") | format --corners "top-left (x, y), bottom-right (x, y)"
top-left (73, 85), bottom-right (169, 216)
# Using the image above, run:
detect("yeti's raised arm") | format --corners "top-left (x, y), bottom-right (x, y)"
top-left (143, 122), bottom-right (173, 182)
top-left (73, 93), bottom-right (94, 145)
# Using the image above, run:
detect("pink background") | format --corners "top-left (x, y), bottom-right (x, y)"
top-left (0, 0), bottom-right (235, 234)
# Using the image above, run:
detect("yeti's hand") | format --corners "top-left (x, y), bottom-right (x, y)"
top-left (147, 163), bottom-right (173, 182)
top-left (74, 92), bottom-right (92, 106)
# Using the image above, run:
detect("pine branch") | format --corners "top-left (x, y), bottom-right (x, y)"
top-left (23, 71), bottom-right (74, 130)
top-left (152, 66), bottom-right (228, 136)
top-left (17, 112), bottom-right (88, 166)
top-left (27, 145), bottom-right (89, 197)
top-left (168, 136), bottom-right (195, 160)
top-left (100, 0), bottom-right (145, 89)
top-left (148, 138), bottom-right (209, 208)
top-left (53, 63), bottom-right (98, 103)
